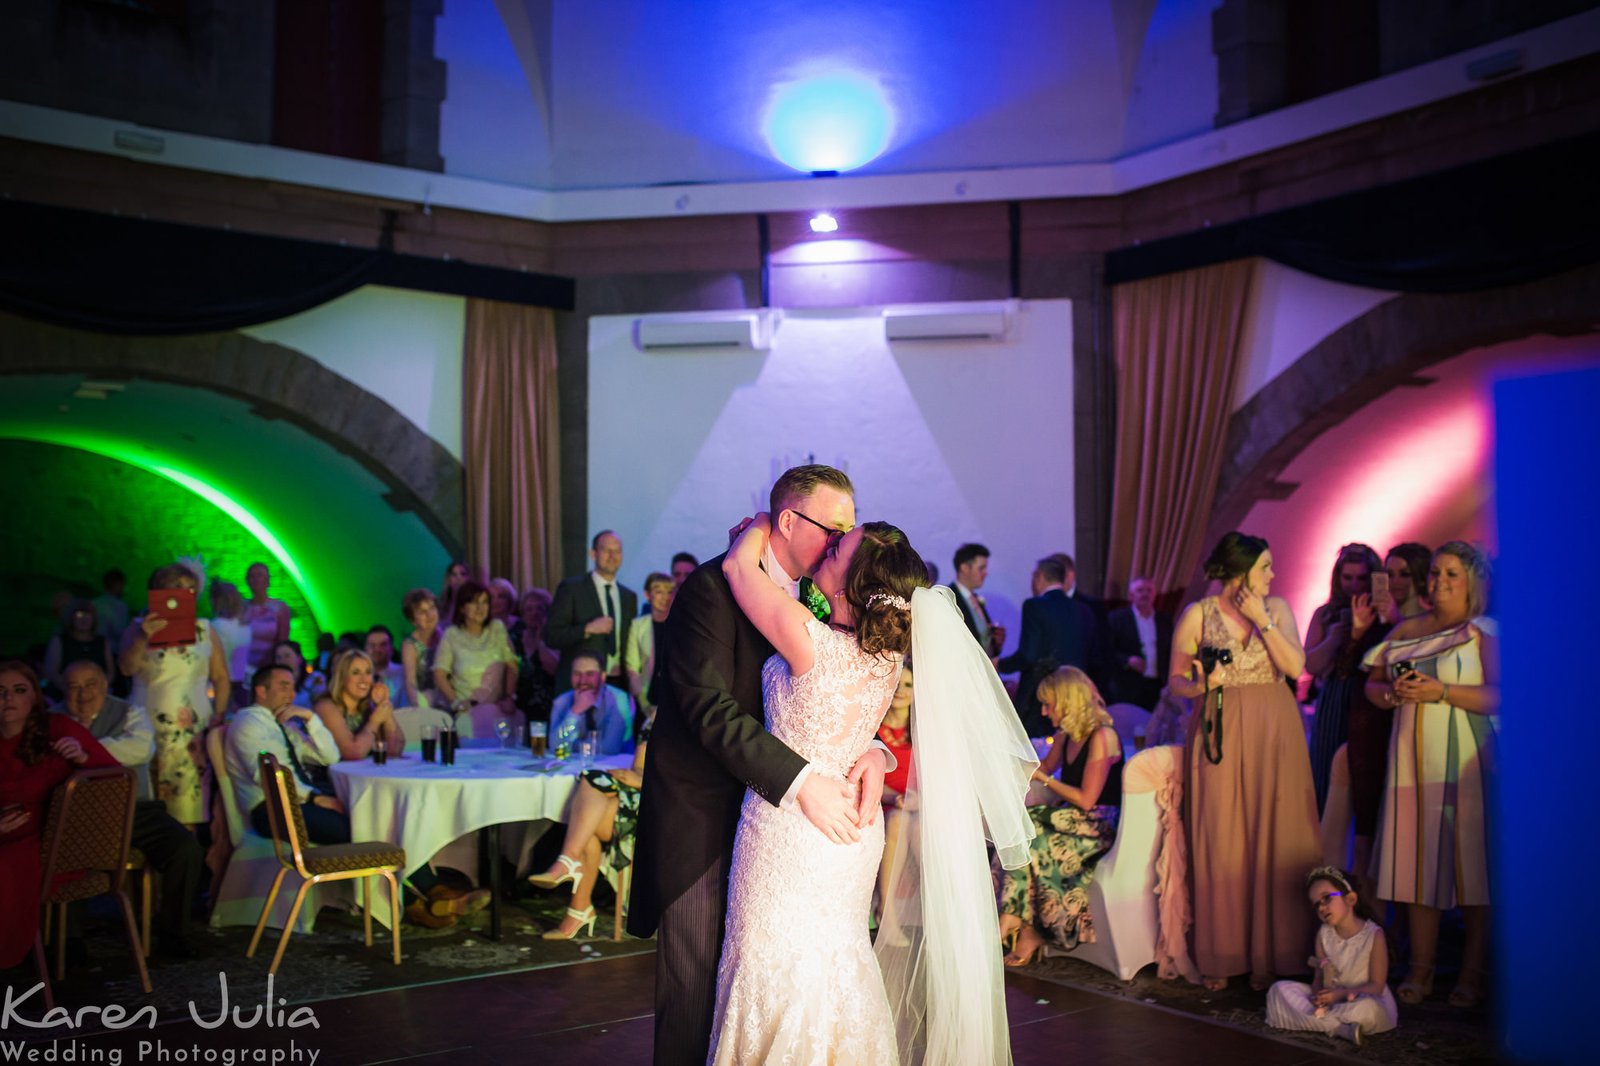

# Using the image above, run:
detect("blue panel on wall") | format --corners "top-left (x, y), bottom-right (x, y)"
top-left (1493, 361), bottom-right (1600, 1062)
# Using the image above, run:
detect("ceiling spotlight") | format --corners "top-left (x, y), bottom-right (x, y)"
top-left (809, 212), bottom-right (839, 234)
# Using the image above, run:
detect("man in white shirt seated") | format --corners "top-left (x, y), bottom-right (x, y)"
top-left (54, 660), bottom-right (204, 958)
top-left (549, 651), bottom-right (631, 755)
top-left (226, 663), bottom-right (349, 844)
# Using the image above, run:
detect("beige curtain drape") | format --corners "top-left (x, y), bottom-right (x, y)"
top-left (1104, 259), bottom-right (1258, 600)
top-left (463, 299), bottom-right (563, 591)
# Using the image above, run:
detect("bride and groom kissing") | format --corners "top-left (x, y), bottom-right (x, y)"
top-left (629, 465), bottom-right (1040, 1065)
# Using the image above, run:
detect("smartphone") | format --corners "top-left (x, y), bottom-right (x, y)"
top-left (1370, 571), bottom-right (1390, 597)
top-left (147, 588), bottom-right (198, 647)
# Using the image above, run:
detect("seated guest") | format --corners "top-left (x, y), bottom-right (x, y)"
top-left (271, 639), bottom-right (321, 708)
top-left (433, 580), bottom-right (519, 719)
top-left (489, 577), bottom-right (519, 626)
top-left (314, 650), bottom-right (405, 760)
top-left (43, 598), bottom-right (114, 696)
top-left (227, 665), bottom-right (475, 928)
top-left (399, 589), bottom-right (440, 710)
top-left (994, 666), bottom-right (1123, 966)
top-left (878, 664), bottom-right (915, 927)
top-left (1, 660), bottom-right (118, 971)
top-left (54, 660), bottom-right (204, 958)
top-left (548, 651), bottom-right (630, 756)
top-left (1107, 575), bottom-right (1172, 710)
top-left (364, 625), bottom-right (407, 702)
top-left (514, 588), bottom-right (559, 724)
top-left (624, 572), bottom-right (673, 723)
top-left (1145, 686), bottom-right (1192, 748)
top-left (527, 714), bottom-right (649, 939)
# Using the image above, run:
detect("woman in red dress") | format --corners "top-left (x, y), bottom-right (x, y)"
top-left (0, 660), bottom-right (118, 968)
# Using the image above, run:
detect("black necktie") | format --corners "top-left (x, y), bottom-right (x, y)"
top-left (584, 705), bottom-right (598, 734)
top-left (276, 720), bottom-right (311, 791)
top-left (604, 584), bottom-right (618, 656)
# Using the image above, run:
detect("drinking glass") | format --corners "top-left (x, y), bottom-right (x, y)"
top-left (421, 725), bottom-right (437, 763)
top-left (529, 721), bottom-right (548, 757)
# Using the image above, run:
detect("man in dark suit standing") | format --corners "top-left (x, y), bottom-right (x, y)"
top-left (1107, 575), bottom-right (1173, 710)
top-left (998, 555), bottom-right (1109, 735)
top-left (945, 542), bottom-right (1002, 658)
top-left (546, 530), bottom-right (638, 694)
top-left (629, 465), bottom-right (891, 1065)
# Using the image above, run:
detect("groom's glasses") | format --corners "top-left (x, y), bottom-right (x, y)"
top-left (789, 509), bottom-right (850, 545)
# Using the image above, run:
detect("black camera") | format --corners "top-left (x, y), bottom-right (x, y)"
top-left (1198, 645), bottom-right (1233, 673)
top-left (1391, 659), bottom-right (1415, 680)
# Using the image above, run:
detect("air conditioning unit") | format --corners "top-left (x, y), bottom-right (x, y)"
top-left (883, 301), bottom-right (1013, 341)
top-left (637, 313), bottom-right (769, 350)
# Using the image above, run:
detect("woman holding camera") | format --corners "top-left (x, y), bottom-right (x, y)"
top-left (1169, 532), bottom-right (1320, 992)
top-left (1362, 542), bottom-right (1498, 1008)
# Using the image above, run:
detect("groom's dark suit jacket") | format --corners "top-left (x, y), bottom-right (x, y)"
top-left (628, 552), bottom-right (807, 937)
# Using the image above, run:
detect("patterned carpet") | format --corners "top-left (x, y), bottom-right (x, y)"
top-left (3, 888), bottom-right (654, 1034)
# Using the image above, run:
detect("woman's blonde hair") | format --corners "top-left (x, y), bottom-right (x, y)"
top-left (1035, 665), bottom-right (1111, 742)
top-left (327, 649), bottom-right (378, 715)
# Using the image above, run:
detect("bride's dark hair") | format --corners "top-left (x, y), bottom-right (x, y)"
top-left (845, 522), bottom-right (929, 658)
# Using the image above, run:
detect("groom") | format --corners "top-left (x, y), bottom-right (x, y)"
top-left (629, 464), bottom-right (892, 1064)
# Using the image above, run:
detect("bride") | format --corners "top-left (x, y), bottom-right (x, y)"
top-left (707, 514), bottom-right (1038, 1066)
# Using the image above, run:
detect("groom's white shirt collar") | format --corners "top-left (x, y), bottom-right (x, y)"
top-left (762, 542), bottom-right (799, 599)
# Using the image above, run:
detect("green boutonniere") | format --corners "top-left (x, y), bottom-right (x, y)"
top-left (798, 577), bottom-right (831, 622)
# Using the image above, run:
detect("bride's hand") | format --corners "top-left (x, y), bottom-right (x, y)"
top-left (847, 747), bottom-right (888, 827)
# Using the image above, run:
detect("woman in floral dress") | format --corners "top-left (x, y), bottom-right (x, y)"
top-left (119, 562), bottom-right (230, 826)
top-left (995, 665), bottom-right (1123, 964)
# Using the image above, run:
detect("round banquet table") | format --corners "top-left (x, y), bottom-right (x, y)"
top-left (329, 747), bottom-right (632, 935)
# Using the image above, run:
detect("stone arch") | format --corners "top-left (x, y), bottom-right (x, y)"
top-left (1197, 261), bottom-right (1600, 564)
top-left (0, 311), bottom-right (465, 558)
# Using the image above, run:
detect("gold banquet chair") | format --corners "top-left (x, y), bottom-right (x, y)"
top-left (246, 753), bottom-right (406, 975)
top-left (31, 766), bottom-right (152, 1011)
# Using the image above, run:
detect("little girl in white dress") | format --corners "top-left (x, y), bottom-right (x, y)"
top-left (1266, 866), bottom-right (1398, 1046)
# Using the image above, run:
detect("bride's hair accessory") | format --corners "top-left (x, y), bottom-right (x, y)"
top-left (867, 591), bottom-right (909, 611)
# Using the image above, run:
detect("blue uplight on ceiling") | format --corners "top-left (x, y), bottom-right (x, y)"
top-left (764, 72), bottom-right (894, 173)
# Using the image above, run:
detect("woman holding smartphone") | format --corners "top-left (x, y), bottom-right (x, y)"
top-left (1302, 544), bottom-right (1383, 811)
top-left (1362, 542), bottom-right (1499, 1007)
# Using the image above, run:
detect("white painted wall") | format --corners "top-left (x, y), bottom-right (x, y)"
top-left (242, 286), bottom-right (466, 460)
top-left (586, 300), bottom-right (1076, 652)
top-left (1232, 261), bottom-right (1395, 411)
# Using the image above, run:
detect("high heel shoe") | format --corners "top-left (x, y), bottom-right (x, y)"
top-left (1448, 966), bottom-right (1488, 1008)
top-left (542, 905), bottom-right (597, 940)
top-left (998, 914), bottom-right (1022, 953)
top-left (528, 854), bottom-right (583, 890)
top-left (1002, 928), bottom-right (1043, 968)
top-left (1397, 965), bottom-right (1435, 1004)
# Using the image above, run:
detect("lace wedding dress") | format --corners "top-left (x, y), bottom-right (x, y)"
top-left (708, 616), bottom-right (902, 1065)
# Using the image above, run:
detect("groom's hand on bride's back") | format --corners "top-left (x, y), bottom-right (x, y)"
top-left (797, 774), bottom-right (861, 844)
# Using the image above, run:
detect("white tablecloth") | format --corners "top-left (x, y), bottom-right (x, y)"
top-left (329, 748), bottom-right (632, 926)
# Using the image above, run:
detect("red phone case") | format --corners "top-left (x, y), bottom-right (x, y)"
top-left (148, 588), bottom-right (198, 647)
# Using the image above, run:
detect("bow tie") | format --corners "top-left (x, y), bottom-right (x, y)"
top-left (798, 577), bottom-right (832, 623)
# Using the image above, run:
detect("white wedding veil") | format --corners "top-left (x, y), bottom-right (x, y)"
top-left (875, 585), bottom-right (1039, 1066)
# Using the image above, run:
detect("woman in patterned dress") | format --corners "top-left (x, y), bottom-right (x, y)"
top-left (994, 665), bottom-right (1122, 965)
top-left (1362, 541), bottom-right (1498, 1008)
top-left (118, 562), bottom-right (230, 827)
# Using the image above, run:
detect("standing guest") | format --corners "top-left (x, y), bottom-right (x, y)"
top-left (433, 581), bottom-right (519, 720)
top-left (437, 561), bottom-right (473, 639)
top-left (1266, 867), bottom-right (1397, 1045)
top-left (547, 531), bottom-right (638, 693)
top-left (398, 590), bottom-right (439, 710)
top-left (670, 552), bottom-right (699, 590)
top-left (626, 572), bottom-right (674, 723)
top-left (1304, 544), bottom-right (1384, 810)
top-left (514, 588), bottom-right (559, 724)
top-left (365, 625), bottom-right (407, 698)
top-left (998, 556), bottom-right (1106, 736)
top-left (1051, 553), bottom-right (1110, 630)
top-left (93, 568), bottom-right (130, 647)
top-left (1377, 542), bottom-right (1433, 624)
top-left (119, 563), bottom-right (230, 828)
top-left (314, 650), bottom-right (404, 760)
top-left (996, 666), bottom-right (1123, 965)
top-left (489, 578), bottom-right (519, 626)
top-left (947, 543), bottom-right (999, 656)
top-left (0, 660), bottom-right (118, 970)
top-left (54, 660), bottom-right (204, 957)
top-left (43, 598), bottom-right (114, 694)
top-left (1362, 542), bottom-right (1498, 1008)
top-left (1106, 576), bottom-right (1173, 710)
top-left (209, 580), bottom-right (253, 709)
top-left (876, 664), bottom-right (916, 929)
top-left (241, 562), bottom-right (292, 670)
top-left (548, 651), bottom-right (631, 756)
top-left (1169, 532), bottom-right (1319, 991)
